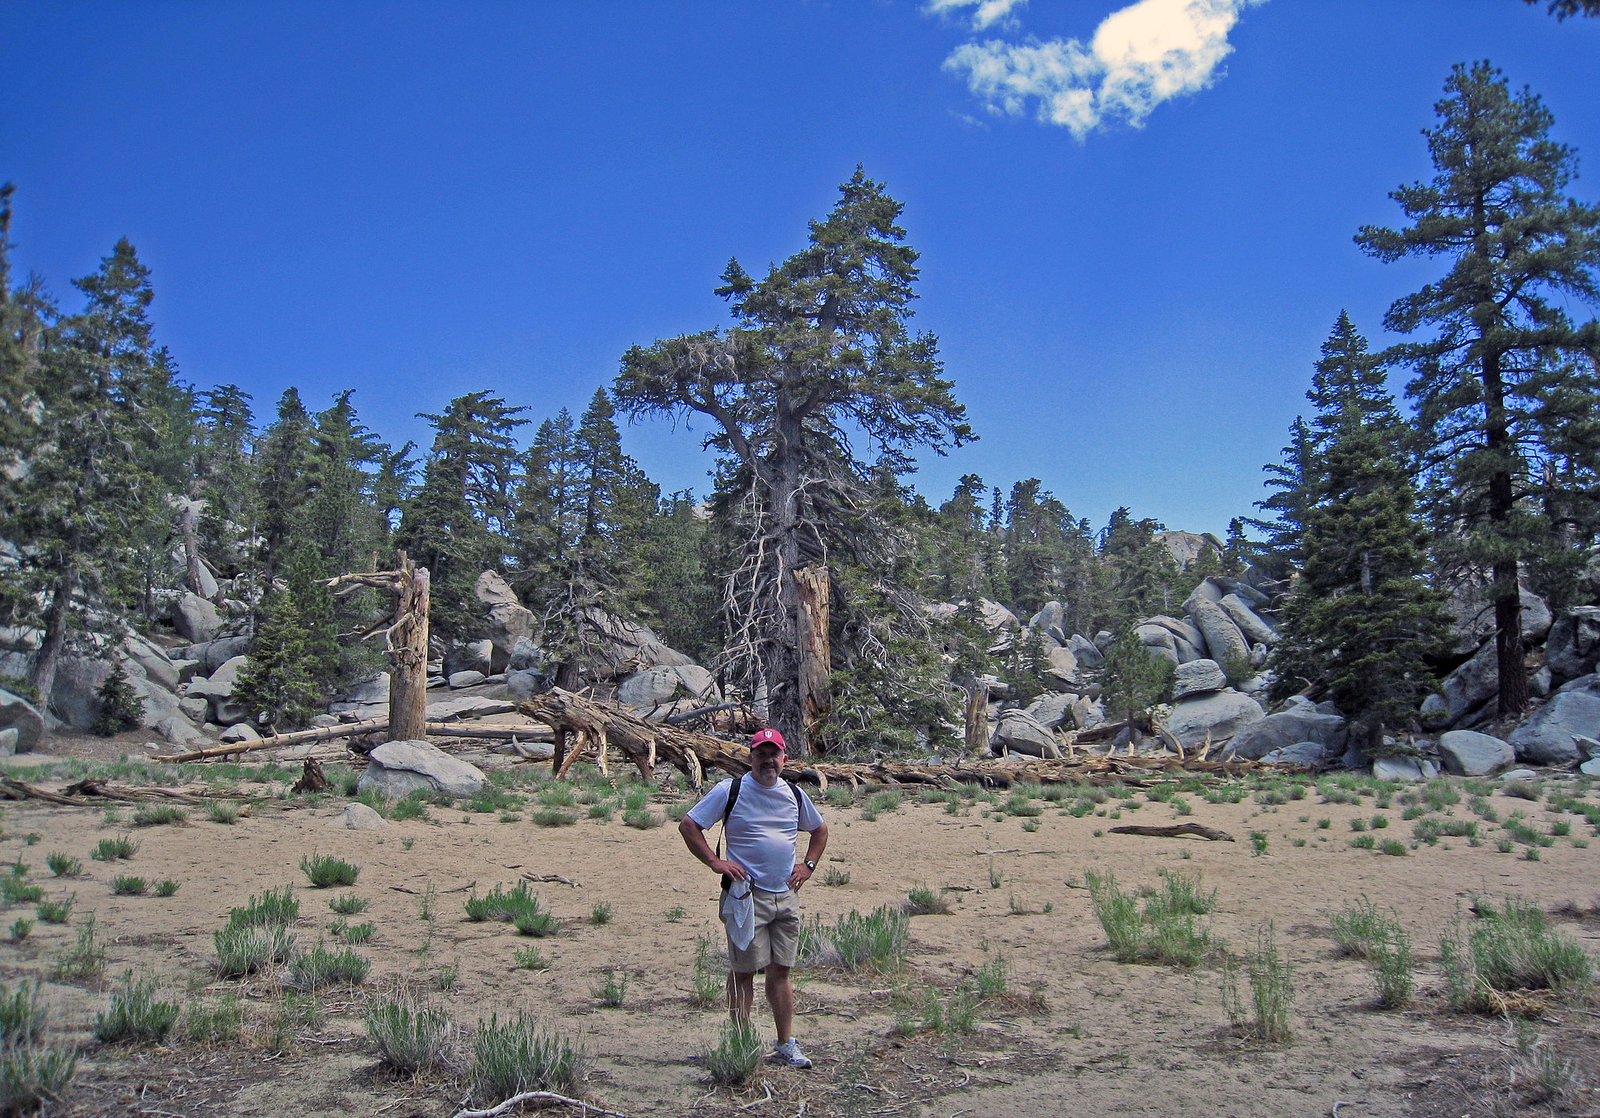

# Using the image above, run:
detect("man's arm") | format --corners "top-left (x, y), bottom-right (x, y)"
top-left (786, 822), bottom-right (829, 891)
top-left (679, 817), bottom-right (749, 882)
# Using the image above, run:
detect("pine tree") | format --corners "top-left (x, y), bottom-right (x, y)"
top-left (512, 389), bottom-right (654, 687)
top-left (1247, 418), bottom-right (1317, 582)
top-left (1357, 62), bottom-right (1600, 716)
top-left (1099, 627), bottom-right (1175, 734)
top-left (90, 663), bottom-right (143, 736)
top-left (233, 580), bottom-right (320, 730)
top-left (395, 391), bottom-right (527, 641)
top-left (615, 170), bottom-right (973, 754)
top-left (1268, 314), bottom-right (1449, 749)
top-left (254, 388), bottom-right (316, 588)
top-left (0, 238), bottom-right (170, 706)
top-left (193, 383), bottom-right (256, 564)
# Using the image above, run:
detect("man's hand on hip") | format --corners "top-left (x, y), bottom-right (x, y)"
top-left (786, 863), bottom-right (813, 891)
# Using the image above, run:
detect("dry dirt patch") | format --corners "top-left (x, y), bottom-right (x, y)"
top-left (2, 740), bottom-right (1598, 1117)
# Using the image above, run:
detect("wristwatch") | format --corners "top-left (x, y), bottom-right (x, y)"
top-left (804, 860), bottom-right (817, 871)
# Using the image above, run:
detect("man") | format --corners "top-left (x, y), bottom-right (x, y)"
top-left (680, 727), bottom-right (828, 1069)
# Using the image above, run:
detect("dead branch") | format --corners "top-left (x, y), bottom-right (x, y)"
top-left (452, 1091), bottom-right (636, 1118)
top-left (1, 777), bottom-right (210, 806)
top-left (1108, 823), bottom-right (1236, 842)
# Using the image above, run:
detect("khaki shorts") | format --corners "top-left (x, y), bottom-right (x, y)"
top-left (725, 887), bottom-right (800, 973)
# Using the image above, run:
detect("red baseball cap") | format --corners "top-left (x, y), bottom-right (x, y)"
top-left (750, 728), bottom-right (786, 752)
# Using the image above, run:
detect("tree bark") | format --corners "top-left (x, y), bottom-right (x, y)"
top-left (1483, 350), bottom-right (1528, 716)
top-left (794, 564), bottom-right (831, 754)
top-left (28, 571), bottom-right (75, 717)
top-left (963, 679), bottom-right (990, 753)
top-left (390, 553), bottom-right (430, 741)
top-left (175, 500), bottom-right (207, 598)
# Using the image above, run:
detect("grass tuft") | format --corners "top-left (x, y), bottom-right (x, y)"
top-left (366, 992), bottom-right (453, 1073)
top-left (93, 971), bottom-right (181, 1043)
top-left (470, 1011), bottom-right (583, 1104)
top-left (702, 1019), bottom-right (763, 1086)
top-left (299, 852), bottom-right (360, 888)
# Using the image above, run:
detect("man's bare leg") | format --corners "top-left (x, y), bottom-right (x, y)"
top-left (765, 964), bottom-right (794, 1042)
top-left (727, 969), bottom-right (755, 1025)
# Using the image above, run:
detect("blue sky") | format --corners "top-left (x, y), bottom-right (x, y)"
top-left (4, 1), bottom-right (1598, 537)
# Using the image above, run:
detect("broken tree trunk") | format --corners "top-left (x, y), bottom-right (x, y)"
top-left (322, 551), bottom-right (430, 743)
top-left (963, 679), bottom-right (989, 753)
top-left (794, 564), bottom-right (831, 754)
top-left (389, 554), bottom-right (429, 741)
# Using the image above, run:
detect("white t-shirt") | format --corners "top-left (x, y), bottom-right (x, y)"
top-left (686, 774), bottom-right (825, 893)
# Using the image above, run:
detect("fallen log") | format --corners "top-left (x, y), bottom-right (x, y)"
top-left (1, 776), bottom-right (211, 806)
top-left (1108, 823), bottom-right (1236, 842)
top-left (519, 690), bottom-right (1299, 791)
top-left (154, 720), bottom-right (556, 763)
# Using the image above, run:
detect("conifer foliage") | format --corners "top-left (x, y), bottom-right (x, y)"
top-left (1357, 62), bottom-right (1600, 715)
top-left (1268, 314), bottom-right (1448, 749)
top-left (615, 169), bottom-right (974, 754)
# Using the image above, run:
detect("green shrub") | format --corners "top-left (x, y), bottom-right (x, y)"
top-left (229, 884), bottom-right (298, 928)
top-left (823, 865), bottom-right (850, 886)
top-left (341, 922), bottom-right (375, 945)
top-left (44, 853), bottom-right (80, 878)
top-left (366, 994), bottom-right (453, 1073)
top-left (1085, 869), bottom-right (1216, 968)
top-left (514, 945), bottom-right (550, 971)
top-left (531, 810), bottom-right (577, 827)
top-left (91, 664), bottom-right (143, 736)
top-left (205, 800), bottom-right (241, 824)
top-left (0, 1042), bottom-right (78, 1114)
top-left (1330, 897), bottom-right (1403, 959)
top-left (110, 875), bottom-right (147, 896)
top-left (154, 880), bottom-right (180, 898)
top-left (690, 935), bottom-right (724, 1007)
top-left (969, 953), bottom-right (1011, 999)
top-left (590, 902), bottom-right (613, 926)
top-left (702, 1019), bottom-right (762, 1086)
top-left (131, 804), bottom-right (188, 827)
top-left (0, 877), bottom-right (42, 905)
top-left (832, 906), bottom-right (910, 972)
top-left (287, 942), bottom-right (370, 991)
top-left (1223, 924), bottom-right (1294, 1043)
top-left (1441, 897), bottom-right (1593, 1012)
top-left (184, 994), bottom-right (246, 1044)
top-left (513, 908), bottom-right (560, 938)
top-left (299, 852), bottom-right (359, 888)
top-left (90, 836), bottom-right (139, 861)
top-left (592, 969), bottom-right (627, 1007)
top-left (1372, 929), bottom-right (1415, 1009)
top-left (905, 883), bottom-right (952, 916)
top-left (387, 793), bottom-right (427, 821)
top-left (0, 979), bottom-right (46, 1046)
top-left (470, 1011), bottom-right (583, 1103)
top-left (93, 971), bottom-right (180, 1043)
top-left (214, 924), bottom-right (295, 978)
top-left (1377, 839), bottom-right (1408, 857)
top-left (328, 893), bottom-right (367, 916)
top-left (52, 915), bottom-right (107, 980)
top-left (1349, 834), bottom-right (1376, 850)
top-left (1503, 779), bottom-right (1543, 802)
top-left (622, 809), bottom-right (661, 829)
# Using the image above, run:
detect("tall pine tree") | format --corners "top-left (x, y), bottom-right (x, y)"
top-left (1357, 62), bottom-right (1600, 716)
top-left (1269, 314), bottom-right (1448, 749)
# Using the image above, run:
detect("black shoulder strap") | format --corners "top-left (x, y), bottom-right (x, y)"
top-left (716, 775), bottom-right (743, 892)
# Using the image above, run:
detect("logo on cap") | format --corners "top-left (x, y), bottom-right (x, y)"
top-left (750, 728), bottom-right (786, 752)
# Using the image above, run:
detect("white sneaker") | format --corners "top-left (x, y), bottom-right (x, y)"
top-left (771, 1038), bottom-right (812, 1069)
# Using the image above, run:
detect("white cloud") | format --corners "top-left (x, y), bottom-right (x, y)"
top-left (925, 0), bottom-right (1028, 32)
top-left (941, 0), bottom-right (1266, 139)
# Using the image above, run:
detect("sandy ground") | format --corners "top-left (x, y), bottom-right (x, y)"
top-left (3, 735), bottom-right (1599, 1118)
